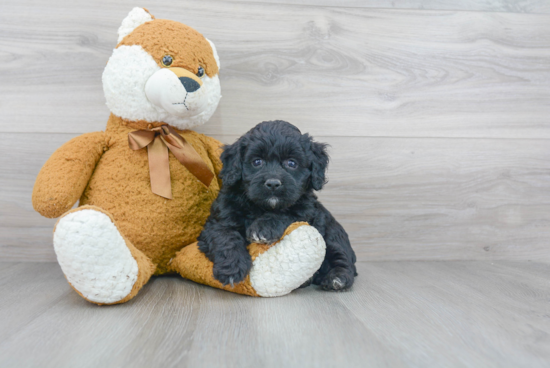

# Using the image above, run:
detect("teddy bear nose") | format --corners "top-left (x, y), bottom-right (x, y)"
top-left (179, 77), bottom-right (200, 93)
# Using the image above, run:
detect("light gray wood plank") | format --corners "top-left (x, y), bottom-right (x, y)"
top-left (338, 261), bottom-right (550, 367)
top-left (183, 280), bottom-right (400, 368)
top-left (1, 1), bottom-right (550, 138)
top-left (0, 262), bottom-right (71, 342)
top-left (320, 136), bottom-right (550, 262)
top-left (0, 133), bottom-right (78, 262)
top-left (229, 0), bottom-right (550, 14)
top-left (0, 263), bottom-right (400, 368)
top-left (0, 261), bottom-right (549, 367)
top-left (0, 262), bottom-right (19, 273)
top-left (2, 133), bottom-right (550, 262)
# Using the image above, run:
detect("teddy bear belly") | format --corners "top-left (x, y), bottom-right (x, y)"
top-left (79, 149), bottom-right (218, 274)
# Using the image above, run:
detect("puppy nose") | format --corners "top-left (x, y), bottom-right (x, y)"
top-left (179, 77), bottom-right (200, 93)
top-left (265, 179), bottom-right (282, 190)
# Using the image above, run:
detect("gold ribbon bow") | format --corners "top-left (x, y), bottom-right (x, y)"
top-left (128, 125), bottom-right (214, 199)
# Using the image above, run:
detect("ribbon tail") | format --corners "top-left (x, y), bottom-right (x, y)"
top-left (147, 137), bottom-right (172, 199)
top-left (161, 129), bottom-right (214, 188)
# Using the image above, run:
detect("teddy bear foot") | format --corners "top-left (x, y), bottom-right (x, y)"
top-left (171, 223), bottom-right (325, 297)
top-left (248, 223), bottom-right (326, 297)
top-left (53, 206), bottom-right (154, 305)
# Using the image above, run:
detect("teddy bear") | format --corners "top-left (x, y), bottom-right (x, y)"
top-left (32, 8), bottom-right (326, 305)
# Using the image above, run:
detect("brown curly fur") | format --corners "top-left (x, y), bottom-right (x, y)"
top-left (118, 19), bottom-right (219, 77)
top-left (33, 113), bottom-right (224, 276)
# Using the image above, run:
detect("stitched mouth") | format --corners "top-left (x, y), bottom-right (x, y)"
top-left (172, 93), bottom-right (189, 110)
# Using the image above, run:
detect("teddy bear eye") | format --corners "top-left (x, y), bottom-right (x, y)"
top-left (162, 55), bottom-right (173, 67)
top-left (196, 66), bottom-right (205, 78)
top-left (252, 159), bottom-right (263, 167)
top-left (286, 159), bottom-right (297, 169)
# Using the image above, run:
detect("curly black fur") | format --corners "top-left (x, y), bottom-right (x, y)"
top-left (198, 121), bottom-right (357, 291)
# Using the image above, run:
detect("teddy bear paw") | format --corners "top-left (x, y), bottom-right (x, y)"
top-left (53, 209), bottom-right (138, 304)
top-left (249, 224), bottom-right (326, 297)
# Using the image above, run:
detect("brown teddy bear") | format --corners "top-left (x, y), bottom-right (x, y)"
top-left (32, 8), bottom-right (325, 305)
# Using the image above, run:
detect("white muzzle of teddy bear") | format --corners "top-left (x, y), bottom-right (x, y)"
top-left (146, 68), bottom-right (203, 117)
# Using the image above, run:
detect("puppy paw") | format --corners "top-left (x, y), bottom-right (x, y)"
top-left (319, 268), bottom-right (355, 291)
top-left (246, 218), bottom-right (287, 244)
top-left (212, 249), bottom-right (252, 286)
top-left (299, 276), bottom-right (314, 289)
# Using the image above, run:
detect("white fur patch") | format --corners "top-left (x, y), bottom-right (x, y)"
top-left (268, 198), bottom-right (278, 209)
top-left (102, 45), bottom-right (222, 130)
top-left (53, 209), bottom-right (139, 304)
top-left (103, 45), bottom-right (161, 123)
top-left (117, 8), bottom-right (153, 44)
top-left (206, 38), bottom-right (220, 69)
top-left (250, 225), bottom-right (326, 297)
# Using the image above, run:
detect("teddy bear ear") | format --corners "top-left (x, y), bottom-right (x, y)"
top-left (117, 7), bottom-right (155, 44)
top-left (206, 38), bottom-right (221, 70)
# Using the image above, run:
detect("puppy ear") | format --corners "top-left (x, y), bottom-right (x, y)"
top-left (304, 135), bottom-right (329, 191)
top-left (220, 139), bottom-right (245, 187)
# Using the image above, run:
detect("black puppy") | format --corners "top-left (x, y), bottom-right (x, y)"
top-left (198, 121), bottom-right (357, 291)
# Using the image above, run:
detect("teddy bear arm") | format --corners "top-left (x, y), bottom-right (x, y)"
top-left (32, 132), bottom-right (106, 218)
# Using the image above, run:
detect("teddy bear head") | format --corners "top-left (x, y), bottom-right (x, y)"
top-left (102, 8), bottom-right (221, 129)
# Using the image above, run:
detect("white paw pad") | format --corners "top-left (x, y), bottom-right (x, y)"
top-left (250, 225), bottom-right (326, 297)
top-left (53, 209), bottom-right (138, 304)
top-left (332, 277), bottom-right (344, 290)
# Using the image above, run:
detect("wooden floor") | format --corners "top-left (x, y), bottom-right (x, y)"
top-left (0, 261), bottom-right (548, 368)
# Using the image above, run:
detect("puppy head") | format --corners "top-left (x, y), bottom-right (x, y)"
top-left (102, 8), bottom-right (221, 129)
top-left (220, 121), bottom-right (329, 210)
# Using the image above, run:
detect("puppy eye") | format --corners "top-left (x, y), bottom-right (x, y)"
top-left (252, 159), bottom-right (263, 167)
top-left (196, 66), bottom-right (205, 77)
top-left (286, 159), bottom-right (298, 169)
top-left (161, 55), bottom-right (173, 67)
